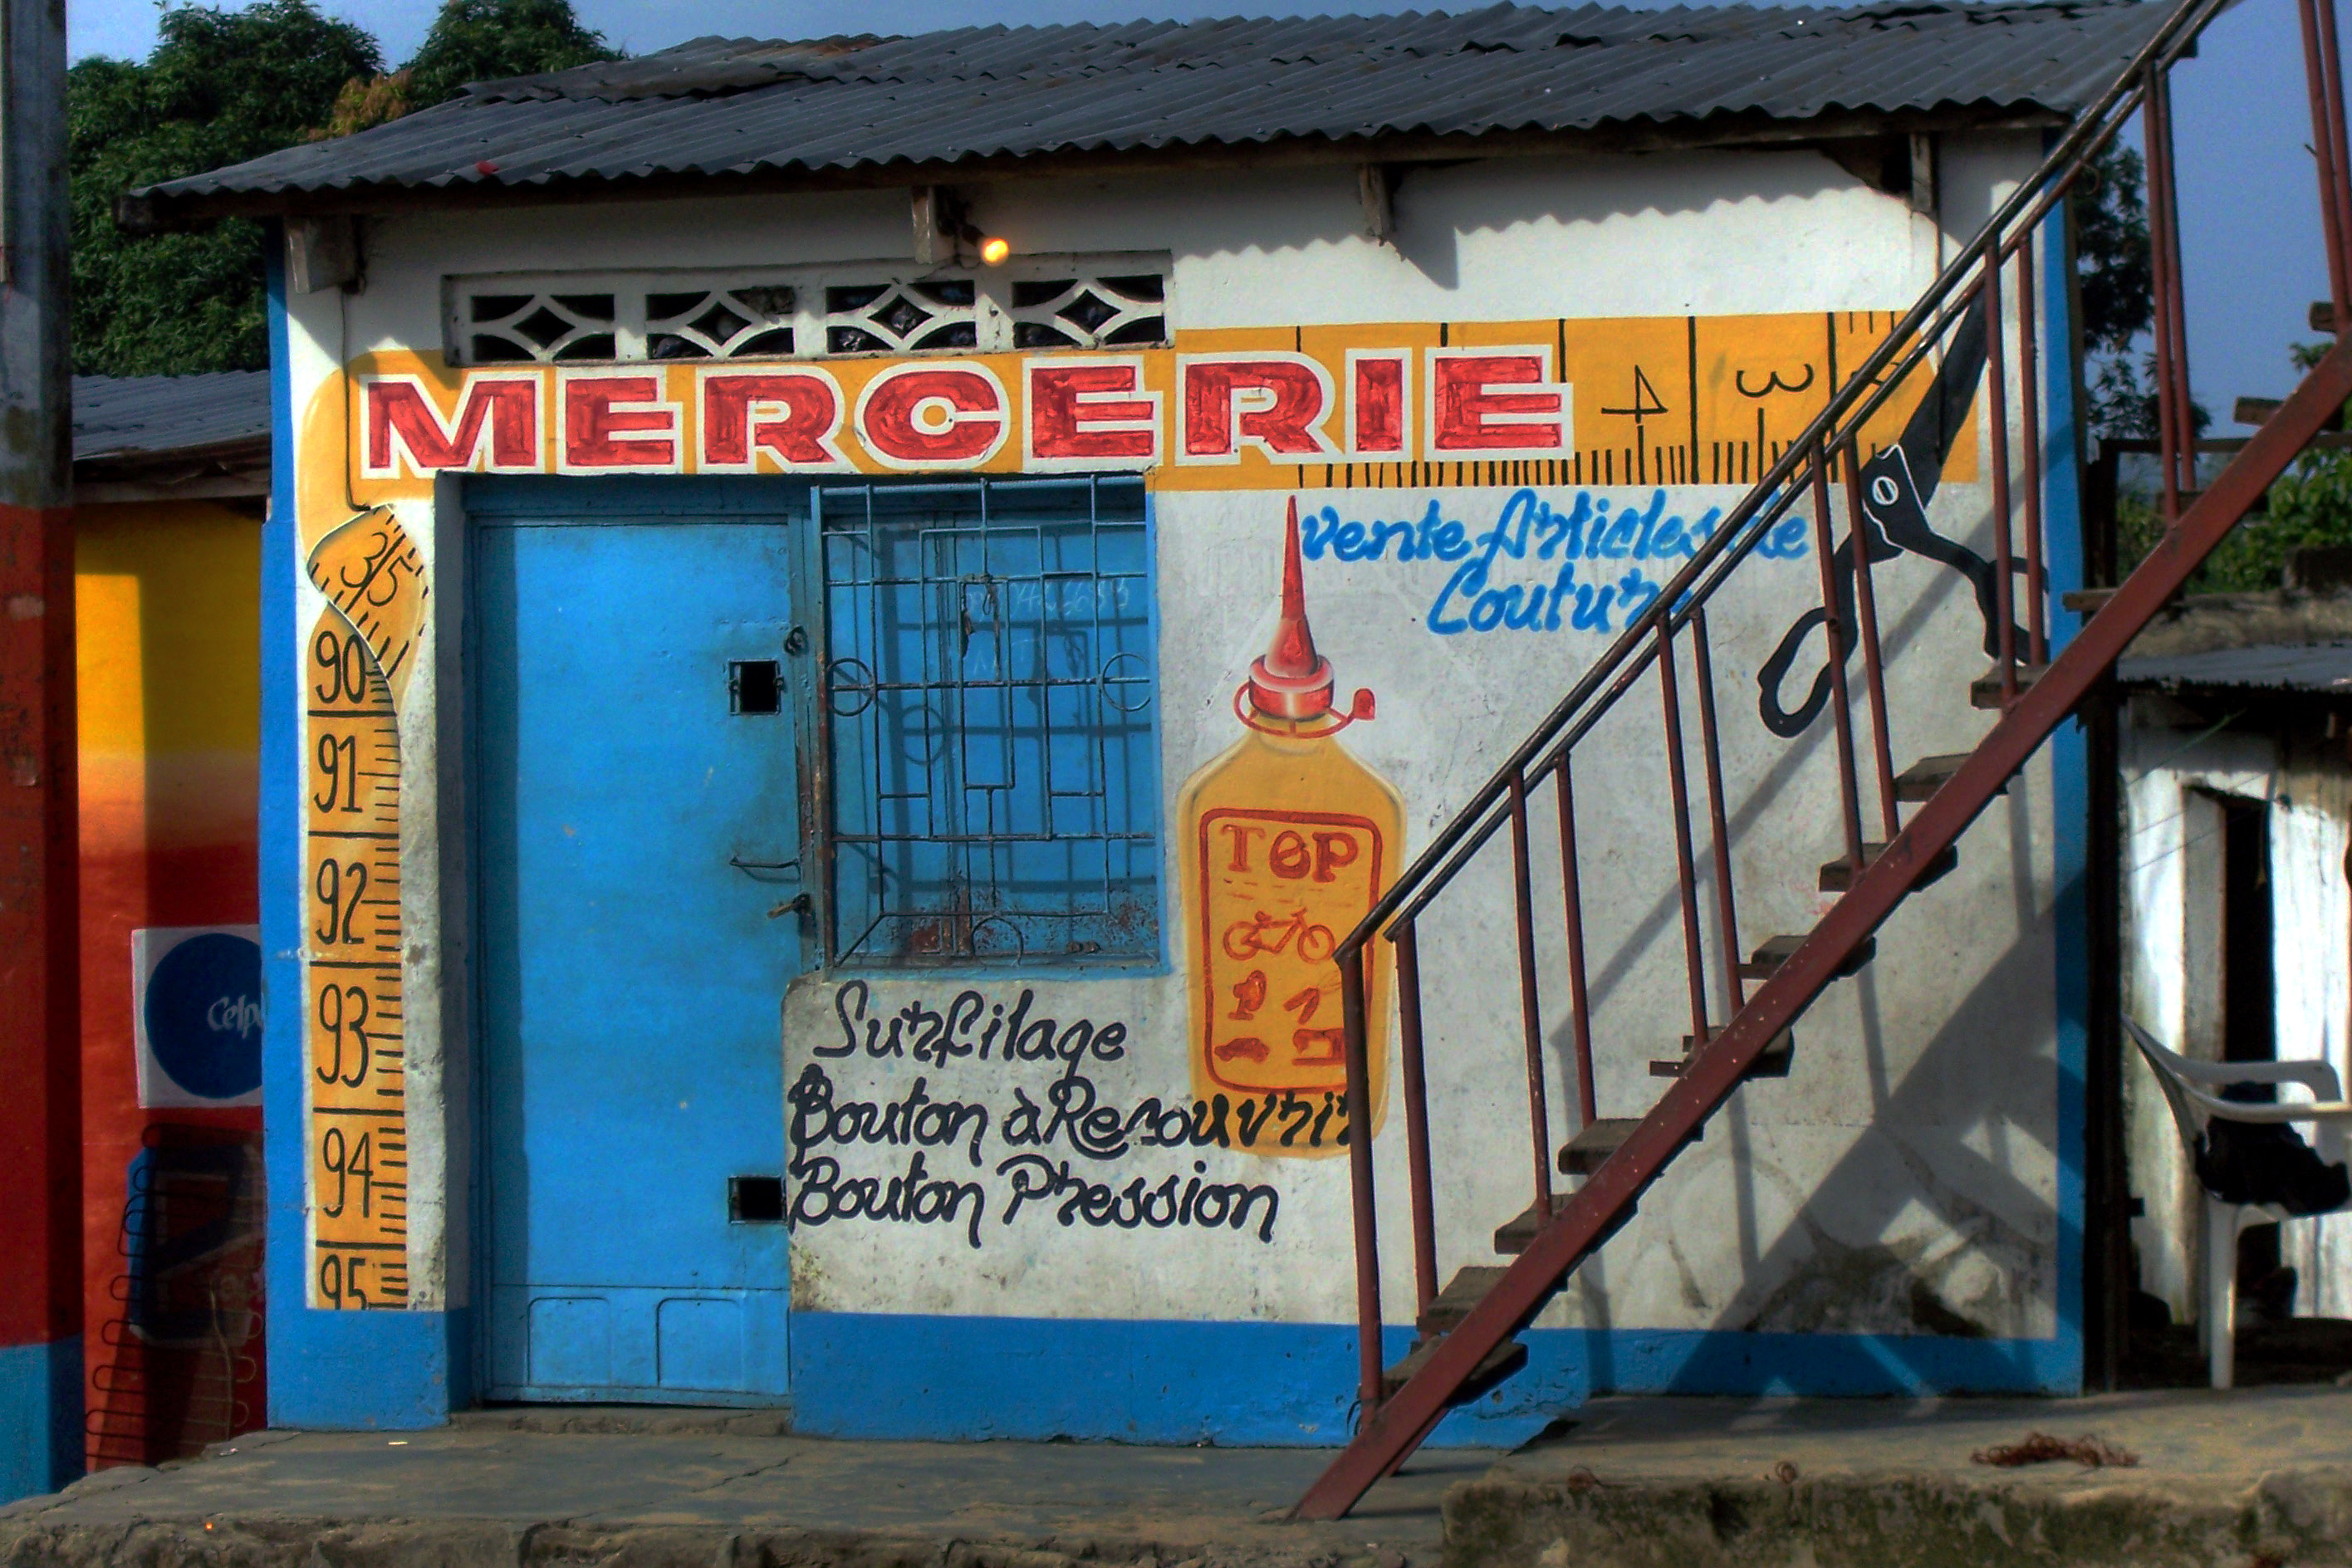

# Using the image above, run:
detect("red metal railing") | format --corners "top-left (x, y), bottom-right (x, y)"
top-left (1301, 0), bottom-right (2352, 1518)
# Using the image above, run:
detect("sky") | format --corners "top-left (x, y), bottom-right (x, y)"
top-left (67, 0), bottom-right (2329, 432)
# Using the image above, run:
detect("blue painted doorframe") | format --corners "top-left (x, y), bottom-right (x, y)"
top-left (468, 477), bottom-right (811, 1405)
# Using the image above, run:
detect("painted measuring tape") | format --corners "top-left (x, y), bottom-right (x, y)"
top-left (303, 507), bottom-right (426, 1309)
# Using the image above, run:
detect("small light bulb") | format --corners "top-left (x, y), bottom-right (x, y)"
top-left (978, 236), bottom-right (1012, 266)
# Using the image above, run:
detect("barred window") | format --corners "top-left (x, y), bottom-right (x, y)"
top-left (816, 476), bottom-right (1158, 965)
top-left (1008, 274), bottom-right (1166, 350)
top-left (447, 258), bottom-right (1170, 366)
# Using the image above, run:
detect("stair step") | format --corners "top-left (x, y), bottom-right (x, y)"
top-left (1382, 1332), bottom-right (1528, 1404)
top-left (1968, 664), bottom-right (2049, 708)
top-left (1738, 933), bottom-right (1876, 982)
top-left (1418, 1266), bottom-right (1512, 1335)
top-left (1649, 1027), bottom-right (1796, 1080)
top-left (1553, 1117), bottom-right (1644, 1178)
top-left (1492, 1197), bottom-right (1561, 1255)
top-left (1818, 841), bottom-right (1959, 894)
top-left (1894, 752), bottom-right (2006, 801)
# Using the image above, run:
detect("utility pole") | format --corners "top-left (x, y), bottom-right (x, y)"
top-left (0, 0), bottom-right (81, 1506)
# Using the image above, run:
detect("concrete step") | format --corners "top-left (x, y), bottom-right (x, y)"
top-left (1492, 1196), bottom-right (1561, 1255)
top-left (1819, 840), bottom-right (1959, 894)
top-left (1969, 663), bottom-right (2049, 708)
top-left (1556, 1117), bottom-right (1642, 1178)
top-left (450, 1404), bottom-right (792, 1436)
top-left (1737, 933), bottom-right (1875, 982)
top-left (1894, 752), bottom-right (2002, 802)
top-left (1381, 1331), bottom-right (1527, 1404)
top-left (1417, 1266), bottom-right (1511, 1335)
top-left (1649, 1027), bottom-right (1795, 1080)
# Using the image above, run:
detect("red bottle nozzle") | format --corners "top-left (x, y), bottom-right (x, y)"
top-left (1247, 498), bottom-right (1338, 722)
top-left (1235, 499), bottom-right (1377, 735)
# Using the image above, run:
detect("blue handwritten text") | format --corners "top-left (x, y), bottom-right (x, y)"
top-left (1296, 489), bottom-right (1811, 637)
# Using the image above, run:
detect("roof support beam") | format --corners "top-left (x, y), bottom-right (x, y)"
top-left (911, 184), bottom-right (948, 266)
top-left (1359, 163), bottom-right (1394, 244)
top-left (287, 214), bottom-right (360, 292)
top-left (1910, 131), bottom-right (1938, 216)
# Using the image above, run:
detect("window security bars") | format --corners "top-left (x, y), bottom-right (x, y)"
top-left (818, 476), bottom-right (1156, 965)
top-left (647, 287), bottom-right (798, 360)
top-left (1010, 275), bottom-right (1166, 350)
top-left (448, 259), bottom-right (1170, 366)
top-left (466, 292), bottom-right (620, 362)
top-left (464, 286), bottom-right (798, 364)
top-left (826, 279), bottom-right (978, 355)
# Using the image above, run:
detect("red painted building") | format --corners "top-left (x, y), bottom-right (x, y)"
top-left (70, 373), bottom-right (270, 1471)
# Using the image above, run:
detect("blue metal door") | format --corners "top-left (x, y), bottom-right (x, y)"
top-left (473, 478), bottom-right (804, 1404)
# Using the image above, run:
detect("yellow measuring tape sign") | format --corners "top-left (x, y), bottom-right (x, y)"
top-left (303, 507), bottom-right (427, 1310)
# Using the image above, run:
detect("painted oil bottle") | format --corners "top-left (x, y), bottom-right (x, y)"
top-left (1178, 497), bottom-right (1404, 1156)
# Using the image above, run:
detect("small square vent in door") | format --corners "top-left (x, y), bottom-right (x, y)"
top-left (730, 1174), bottom-right (784, 1222)
top-left (729, 660), bottom-right (782, 714)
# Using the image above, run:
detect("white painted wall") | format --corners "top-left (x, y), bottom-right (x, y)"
top-left (2122, 714), bottom-right (2352, 1323)
top-left (281, 133), bottom-right (2067, 1351)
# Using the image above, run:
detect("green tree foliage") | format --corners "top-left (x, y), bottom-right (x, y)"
top-left (70, 1), bottom-right (380, 375)
top-left (2073, 142), bottom-right (2211, 444)
top-left (402, 0), bottom-right (616, 106)
top-left (2142, 341), bottom-right (2352, 592)
top-left (71, 0), bottom-right (620, 377)
top-left (2077, 147), bottom-right (2152, 372)
top-left (311, 69), bottom-right (418, 140)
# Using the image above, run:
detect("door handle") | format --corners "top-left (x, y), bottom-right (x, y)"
top-left (729, 855), bottom-right (801, 879)
top-left (767, 893), bottom-right (812, 919)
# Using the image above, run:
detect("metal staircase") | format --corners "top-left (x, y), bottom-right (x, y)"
top-left (1295, 0), bottom-right (2352, 1518)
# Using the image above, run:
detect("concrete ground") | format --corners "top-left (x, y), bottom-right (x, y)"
top-left (7, 1387), bottom-right (2352, 1566)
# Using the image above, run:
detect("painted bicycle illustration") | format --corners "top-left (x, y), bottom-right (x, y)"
top-left (1220, 908), bottom-right (1336, 963)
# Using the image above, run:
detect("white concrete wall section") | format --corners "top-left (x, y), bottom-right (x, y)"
top-left (2276, 791), bottom-right (2352, 1315)
top-left (785, 469), bottom-right (2060, 1338)
top-left (278, 132), bottom-right (2065, 1357)
top-left (353, 149), bottom-right (1950, 345)
top-left (2122, 721), bottom-right (2352, 1324)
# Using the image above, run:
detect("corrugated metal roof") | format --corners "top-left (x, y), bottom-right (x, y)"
top-left (140, 0), bottom-right (2166, 209)
top-left (72, 372), bottom-right (272, 463)
top-left (2118, 642), bottom-right (2352, 693)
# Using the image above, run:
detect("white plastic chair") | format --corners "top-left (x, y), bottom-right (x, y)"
top-left (2124, 1017), bottom-right (2352, 1389)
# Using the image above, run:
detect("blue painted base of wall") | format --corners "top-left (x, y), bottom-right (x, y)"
top-left (789, 1312), bottom-right (2079, 1448)
top-left (262, 1300), bottom-right (470, 1431)
top-left (0, 1336), bottom-right (83, 1504)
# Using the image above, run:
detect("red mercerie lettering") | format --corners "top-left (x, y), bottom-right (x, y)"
top-left (702, 371), bottom-right (845, 468)
top-left (1430, 350), bottom-right (1566, 455)
top-left (1027, 361), bottom-right (1158, 463)
top-left (1350, 354), bottom-right (1409, 454)
top-left (365, 378), bottom-right (537, 474)
top-left (1181, 356), bottom-right (1334, 459)
top-left (860, 365), bottom-right (1007, 466)
top-left (563, 375), bottom-right (679, 468)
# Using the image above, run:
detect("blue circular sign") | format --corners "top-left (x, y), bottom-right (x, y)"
top-left (145, 932), bottom-right (263, 1100)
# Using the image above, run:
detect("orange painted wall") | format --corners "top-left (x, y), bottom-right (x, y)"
top-left (75, 500), bottom-right (264, 1466)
